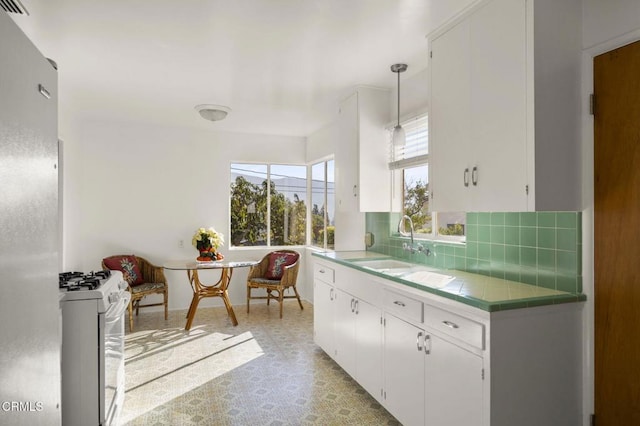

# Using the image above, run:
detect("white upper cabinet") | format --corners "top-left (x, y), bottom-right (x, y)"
top-left (335, 92), bottom-right (360, 214)
top-left (335, 87), bottom-right (394, 213)
top-left (429, 0), bottom-right (581, 212)
top-left (429, 16), bottom-right (473, 212)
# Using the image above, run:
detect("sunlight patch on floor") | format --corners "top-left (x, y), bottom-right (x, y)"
top-left (120, 328), bottom-right (263, 424)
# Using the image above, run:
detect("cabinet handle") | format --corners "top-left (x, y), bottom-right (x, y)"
top-left (424, 334), bottom-right (431, 355)
top-left (472, 166), bottom-right (478, 186)
top-left (350, 298), bottom-right (355, 313)
top-left (353, 185), bottom-right (357, 197)
top-left (442, 320), bottom-right (459, 329)
top-left (38, 84), bottom-right (51, 99)
top-left (417, 331), bottom-right (423, 352)
top-left (318, 269), bottom-right (325, 273)
top-left (393, 300), bottom-right (406, 307)
top-left (355, 300), bottom-right (359, 315)
top-left (329, 288), bottom-right (334, 301)
top-left (464, 168), bottom-right (470, 187)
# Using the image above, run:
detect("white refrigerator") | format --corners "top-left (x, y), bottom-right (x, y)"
top-left (0, 10), bottom-right (61, 425)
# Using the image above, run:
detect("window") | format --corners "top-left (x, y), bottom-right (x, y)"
top-left (230, 163), bottom-right (307, 247)
top-left (404, 164), bottom-right (432, 235)
top-left (311, 160), bottom-right (335, 250)
top-left (389, 114), bottom-right (465, 239)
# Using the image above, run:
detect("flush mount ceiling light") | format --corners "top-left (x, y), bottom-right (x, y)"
top-left (195, 104), bottom-right (231, 122)
top-left (391, 63), bottom-right (408, 146)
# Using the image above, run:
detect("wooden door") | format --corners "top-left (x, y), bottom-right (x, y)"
top-left (594, 40), bottom-right (640, 425)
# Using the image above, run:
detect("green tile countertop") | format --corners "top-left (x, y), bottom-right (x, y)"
top-left (312, 251), bottom-right (586, 312)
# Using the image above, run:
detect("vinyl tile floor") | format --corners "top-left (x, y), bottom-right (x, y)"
top-left (120, 300), bottom-right (401, 425)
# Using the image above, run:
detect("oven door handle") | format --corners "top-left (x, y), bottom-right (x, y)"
top-left (105, 292), bottom-right (131, 323)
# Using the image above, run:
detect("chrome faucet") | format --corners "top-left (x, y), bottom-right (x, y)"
top-left (398, 215), bottom-right (432, 256)
top-left (398, 215), bottom-right (416, 253)
top-left (398, 215), bottom-right (414, 245)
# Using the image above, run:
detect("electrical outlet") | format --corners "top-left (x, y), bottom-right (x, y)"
top-left (178, 239), bottom-right (184, 249)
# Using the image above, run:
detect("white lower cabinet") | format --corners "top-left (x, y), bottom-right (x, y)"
top-left (424, 333), bottom-right (483, 425)
top-left (334, 288), bottom-right (383, 402)
top-left (382, 315), bottom-right (484, 426)
top-left (334, 290), bottom-right (382, 401)
top-left (313, 279), bottom-right (335, 356)
top-left (352, 296), bottom-right (383, 401)
top-left (383, 313), bottom-right (425, 426)
top-left (314, 261), bottom-right (383, 402)
top-left (313, 258), bottom-right (582, 426)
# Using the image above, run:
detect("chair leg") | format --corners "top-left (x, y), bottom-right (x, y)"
top-left (128, 300), bottom-right (134, 332)
top-left (164, 290), bottom-right (168, 320)
top-left (279, 290), bottom-right (284, 319)
top-left (293, 287), bottom-right (304, 310)
top-left (267, 289), bottom-right (271, 305)
top-left (247, 286), bottom-right (251, 314)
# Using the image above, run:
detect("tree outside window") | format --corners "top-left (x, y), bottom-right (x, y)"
top-left (230, 163), bottom-right (306, 247)
top-left (311, 160), bottom-right (335, 250)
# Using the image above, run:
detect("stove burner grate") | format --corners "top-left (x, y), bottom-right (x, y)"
top-left (59, 270), bottom-right (112, 291)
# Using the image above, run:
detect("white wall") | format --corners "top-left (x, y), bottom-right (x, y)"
top-left (582, 0), bottom-right (640, 50)
top-left (62, 117), bottom-right (307, 311)
top-left (581, 1), bottom-right (640, 424)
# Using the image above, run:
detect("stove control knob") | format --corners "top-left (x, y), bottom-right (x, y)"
top-left (118, 281), bottom-right (128, 291)
top-left (108, 293), bottom-right (121, 304)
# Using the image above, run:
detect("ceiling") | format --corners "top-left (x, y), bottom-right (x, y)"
top-left (9, 0), bottom-right (474, 137)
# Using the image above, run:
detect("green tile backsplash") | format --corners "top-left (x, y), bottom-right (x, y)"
top-left (365, 211), bottom-right (583, 294)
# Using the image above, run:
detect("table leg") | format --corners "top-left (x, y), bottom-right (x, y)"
top-left (183, 267), bottom-right (239, 330)
top-left (219, 268), bottom-right (238, 326)
top-left (185, 294), bottom-right (201, 331)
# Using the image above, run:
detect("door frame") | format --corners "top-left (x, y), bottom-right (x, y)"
top-left (581, 29), bottom-right (640, 426)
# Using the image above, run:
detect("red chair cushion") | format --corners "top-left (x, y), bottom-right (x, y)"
top-left (103, 255), bottom-right (144, 285)
top-left (265, 252), bottom-right (298, 280)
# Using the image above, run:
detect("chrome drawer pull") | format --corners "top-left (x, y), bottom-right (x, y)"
top-left (393, 301), bottom-right (406, 307)
top-left (319, 269), bottom-right (325, 273)
top-left (442, 320), bottom-right (459, 329)
top-left (417, 331), bottom-right (423, 352)
top-left (424, 334), bottom-right (431, 355)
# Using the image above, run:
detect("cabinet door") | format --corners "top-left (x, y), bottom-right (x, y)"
top-left (430, 16), bottom-right (472, 213)
top-left (357, 88), bottom-right (394, 212)
top-left (424, 333), bottom-right (483, 426)
top-left (383, 314), bottom-right (425, 426)
top-left (334, 288), bottom-right (357, 375)
top-left (335, 92), bottom-right (359, 213)
top-left (354, 298), bottom-right (383, 402)
top-left (313, 280), bottom-right (335, 356)
top-left (469, 0), bottom-right (527, 211)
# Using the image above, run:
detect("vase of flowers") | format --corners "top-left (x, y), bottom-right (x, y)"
top-left (192, 227), bottom-right (225, 262)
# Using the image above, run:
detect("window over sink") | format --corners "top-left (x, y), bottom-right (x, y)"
top-left (389, 113), bottom-right (465, 240)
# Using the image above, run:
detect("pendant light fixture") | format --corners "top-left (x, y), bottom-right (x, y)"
top-left (391, 63), bottom-right (408, 146)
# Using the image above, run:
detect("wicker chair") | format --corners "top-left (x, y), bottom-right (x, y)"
top-left (246, 250), bottom-right (302, 318)
top-left (102, 255), bottom-right (168, 332)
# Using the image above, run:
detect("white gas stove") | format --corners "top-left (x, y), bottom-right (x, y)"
top-left (59, 269), bottom-right (130, 426)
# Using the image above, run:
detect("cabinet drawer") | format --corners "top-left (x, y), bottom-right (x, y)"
top-left (424, 304), bottom-right (484, 350)
top-left (314, 263), bottom-right (335, 284)
top-left (384, 290), bottom-right (423, 324)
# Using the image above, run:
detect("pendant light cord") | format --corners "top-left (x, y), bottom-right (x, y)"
top-left (397, 71), bottom-right (401, 127)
